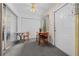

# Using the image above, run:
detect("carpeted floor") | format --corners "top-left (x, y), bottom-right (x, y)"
top-left (4, 42), bottom-right (68, 56)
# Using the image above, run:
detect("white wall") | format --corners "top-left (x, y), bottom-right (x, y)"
top-left (17, 17), bottom-right (22, 33)
top-left (5, 6), bottom-right (17, 42)
top-left (6, 3), bottom-right (41, 41)
top-left (48, 4), bottom-right (75, 55)
top-left (18, 17), bottom-right (41, 40)
top-left (3, 5), bottom-right (17, 49)
top-left (48, 9), bottom-right (54, 45)
top-left (6, 3), bottom-right (19, 16)
top-left (48, 4), bottom-right (65, 45)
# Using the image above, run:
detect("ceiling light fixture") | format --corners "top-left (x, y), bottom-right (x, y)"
top-left (32, 3), bottom-right (36, 13)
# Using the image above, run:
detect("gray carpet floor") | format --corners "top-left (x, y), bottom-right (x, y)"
top-left (4, 42), bottom-right (68, 56)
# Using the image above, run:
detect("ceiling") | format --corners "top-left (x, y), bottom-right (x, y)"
top-left (8, 3), bottom-right (55, 19)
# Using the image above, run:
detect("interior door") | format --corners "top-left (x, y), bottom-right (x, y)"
top-left (54, 4), bottom-right (75, 55)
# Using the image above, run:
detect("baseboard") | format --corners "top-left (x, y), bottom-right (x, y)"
top-left (55, 46), bottom-right (69, 56)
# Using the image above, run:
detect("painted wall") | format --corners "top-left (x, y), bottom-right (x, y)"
top-left (48, 4), bottom-right (75, 55)
top-left (5, 7), bottom-right (17, 42)
top-left (17, 17), bottom-right (21, 33)
top-left (6, 3), bottom-right (41, 41)
top-left (19, 18), bottom-right (41, 40)
top-left (0, 3), bottom-right (2, 56)
top-left (2, 4), bottom-right (17, 50)
top-left (48, 9), bottom-right (54, 45)
top-left (45, 3), bottom-right (65, 45)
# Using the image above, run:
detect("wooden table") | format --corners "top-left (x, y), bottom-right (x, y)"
top-left (38, 32), bottom-right (48, 45)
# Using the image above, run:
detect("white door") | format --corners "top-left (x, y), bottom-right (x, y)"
top-left (54, 4), bottom-right (75, 55)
